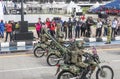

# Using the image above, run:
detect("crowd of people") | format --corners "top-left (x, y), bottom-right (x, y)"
top-left (0, 15), bottom-right (120, 42)
top-left (0, 20), bottom-right (19, 42)
top-left (35, 15), bottom-right (120, 43)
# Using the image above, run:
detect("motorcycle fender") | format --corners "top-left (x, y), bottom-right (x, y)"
top-left (48, 52), bottom-right (60, 57)
top-left (33, 44), bottom-right (43, 50)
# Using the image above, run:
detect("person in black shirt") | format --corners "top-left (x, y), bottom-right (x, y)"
top-left (75, 18), bottom-right (83, 38)
top-left (86, 17), bottom-right (94, 37)
top-left (11, 20), bottom-right (16, 41)
top-left (68, 18), bottom-right (73, 39)
top-left (63, 21), bottom-right (68, 39)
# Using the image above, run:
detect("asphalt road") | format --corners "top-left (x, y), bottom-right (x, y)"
top-left (0, 48), bottom-right (120, 79)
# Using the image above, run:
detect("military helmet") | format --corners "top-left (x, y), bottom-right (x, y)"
top-left (59, 32), bottom-right (64, 38)
top-left (76, 40), bottom-right (85, 47)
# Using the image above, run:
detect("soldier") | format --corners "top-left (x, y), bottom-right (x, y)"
top-left (56, 21), bottom-right (64, 45)
top-left (40, 24), bottom-right (50, 46)
top-left (105, 20), bottom-right (112, 44)
top-left (64, 40), bottom-right (88, 68)
top-left (71, 40), bottom-right (88, 68)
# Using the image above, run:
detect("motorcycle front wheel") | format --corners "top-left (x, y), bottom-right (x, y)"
top-left (33, 47), bottom-right (45, 58)
top-left (57, 70), bottom-right (75, 79)
top-left (47, 54), bottom-right (60, 66)
top-left (96, 65), bottom-right (114, 79)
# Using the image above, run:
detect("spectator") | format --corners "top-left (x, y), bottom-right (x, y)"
top-left (81, 21), bottom-right (86, 37)
top-left (68, 18), bottom-right (73, 39)
top-left (80, 14), bottom-right (86, 22)
top-left (75, 18), bottom-right (82, 38)
top-left (0, 20), bottom-right (5, 38)
top-left (63, 21), bottom-right (68, 39)
top-left (5, 21), bottom-right (12, 42)
top-left (15, 22), bottom-right (20, 31)
top-left (111, 17), bottom-right (118, 38)
top-left (46, 18), bottom-right (51, 28)
top-left (45, 18), bottom-right (51, 33)
top-left (50, 19), bottom-right (56, 37)
top-left (11, 20), bottom-right (15, 41)
top-left (117, 18), bottom-right (120, 35)
top-left (58, 17), bottom-right (63, 32)
top-left (72, 17), bottom-right (77, 37)
top-left (38, 18), bottom-right (42, 24)
top-left (35, 22), bottom-right (42, 38)
top-left (86, 17), bottom-right (94, 37)
top-left (103, 18), bottom-right (108, 36)
top-left (96, 18), bottom-right (103, 38)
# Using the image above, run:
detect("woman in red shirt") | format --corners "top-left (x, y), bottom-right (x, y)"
top-left (50, 20), bottom-right (56, 37)
top-left (5, 21), bottom-right (12, 42)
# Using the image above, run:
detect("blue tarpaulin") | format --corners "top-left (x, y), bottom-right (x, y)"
top-left (105, 0), bottom-right (120, 9)
top-left (91, 0), bottom-right (120, 13)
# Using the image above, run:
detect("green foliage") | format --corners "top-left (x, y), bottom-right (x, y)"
top-left (82, 7), bottom-right (90, 14)
top-left (28, 27), bottom-right (35, 30)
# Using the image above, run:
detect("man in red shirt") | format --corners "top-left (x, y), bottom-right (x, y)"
top-left (5, 21), bottom-right (12, 42)
top-left (80, 14), bottom-right (85, 22)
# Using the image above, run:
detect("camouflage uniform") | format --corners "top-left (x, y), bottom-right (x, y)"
top-left (56, 22), bottom-right (64, 45)
top-left (105, 20), bottom-right (112, 44)
top-left (70, 41), bottom-right (88, 68)
top-left (40, 28), bottom-right (50, 45)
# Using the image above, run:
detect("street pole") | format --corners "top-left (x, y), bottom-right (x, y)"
top-left (21, 0), bottom-right (24, 22)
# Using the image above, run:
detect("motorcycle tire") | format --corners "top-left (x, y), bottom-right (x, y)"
top-left (96, 65), bottom-right (114, 79)
top-left (47, 54), bottom-right (60, 66)
top-left (33, 47), bottom-right (45, 58)
top-left (57, 70), bottom-right (75, 79)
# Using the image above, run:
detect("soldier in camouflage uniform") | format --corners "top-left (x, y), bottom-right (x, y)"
top-left (40, 24), bottom-right (50, 46)
top-left (68, 40), bottom-right (88, 68)
top-left (56, 21), bottom-right (64, 45)
top-left (105, 20), bottom-right (112, 44)
top-left (65, 41), bottom-right (88, 68)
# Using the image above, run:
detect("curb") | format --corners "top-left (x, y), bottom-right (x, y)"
top-left (0, 36), bottom-right (120, 52)
top-left (0, 36), bottom-right (120, 47)
top-left (0, 41), bottom-right (36, 52)
top-left (0, 41), bottom-right (36, 48)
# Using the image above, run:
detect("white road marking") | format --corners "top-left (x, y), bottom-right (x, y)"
top-left (0, 66), bottom-right (56, 73)
top-left (0, 60), bottom-right (119, 73)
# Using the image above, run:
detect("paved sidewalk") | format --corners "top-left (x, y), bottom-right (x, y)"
top-left (1, 29), bottom-right (120, 42)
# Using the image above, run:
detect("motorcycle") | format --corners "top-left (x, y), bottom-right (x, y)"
top-left (55, 47), bottom-right (114, 79)
top-left (33, 41), bottom-right (56, 58)
top-left (33, 40), bottom-right (71, 58)
top-left (47, 40), bottom-right (86, 66)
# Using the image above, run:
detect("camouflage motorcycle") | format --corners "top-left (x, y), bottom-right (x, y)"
top-left (33, 41), bottom-right (55, 57)
top-left (55, 48), bottom-right (114, 79)
top-left (47, 40), bottom-right (85, 66)
top-left (33, 40), bottom-right (71, 58)
top-left (46, 40), bottom-right (84, 66)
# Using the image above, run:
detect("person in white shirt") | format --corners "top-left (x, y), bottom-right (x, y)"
top-left (111, 18), bottom-right (118, 37)
top-left (96, 18), bottom-right (102, 38)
